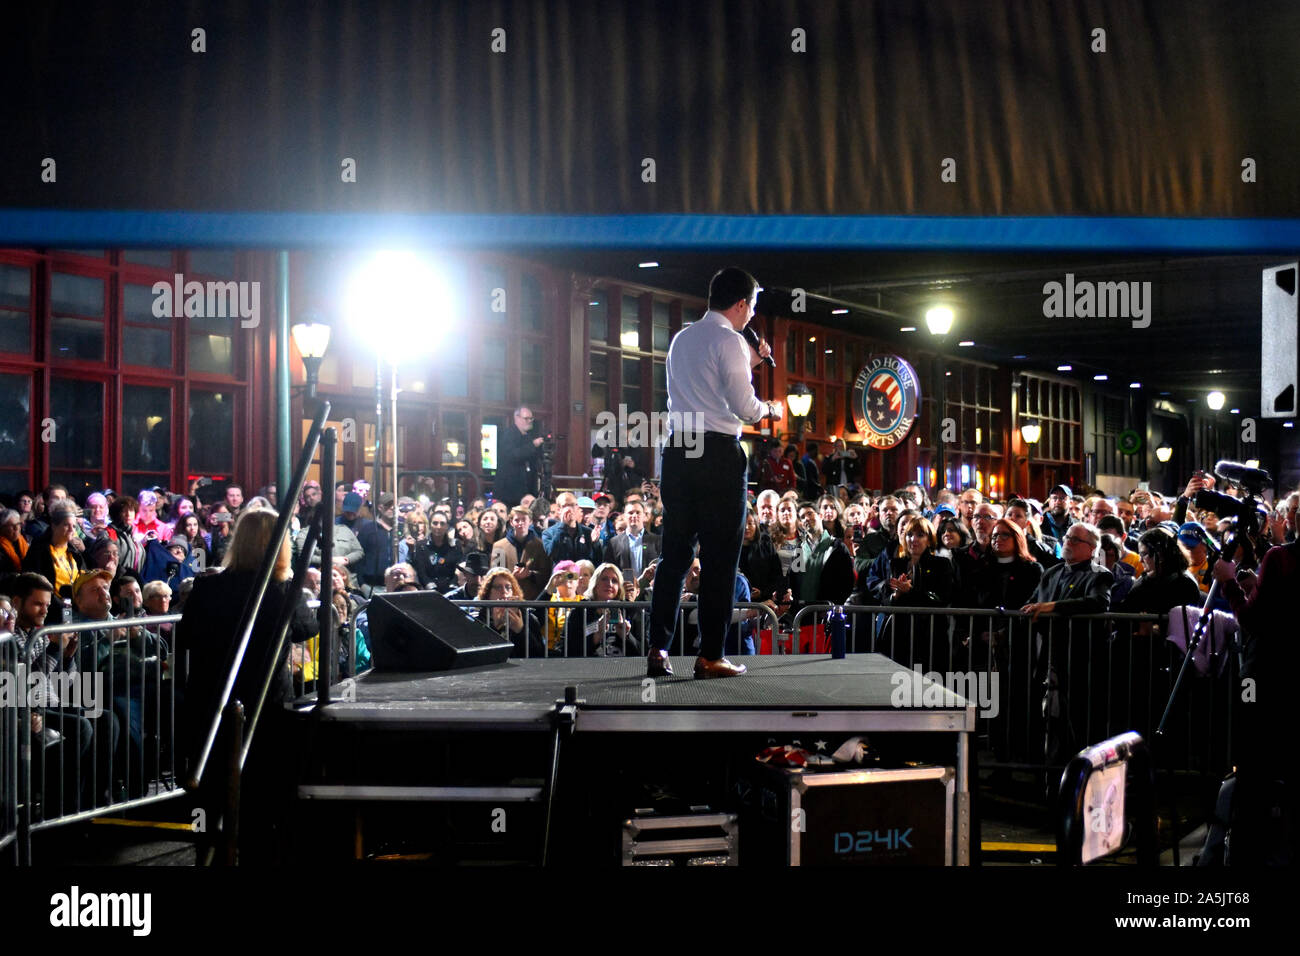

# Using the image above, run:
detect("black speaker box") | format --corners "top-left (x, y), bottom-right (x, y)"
top-left (367, 590), bottom-right (514, 672)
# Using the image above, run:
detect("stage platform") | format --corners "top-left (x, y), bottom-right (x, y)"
top-left (315, 653), bottom-right (977, 734)
top-left (296, 654), bottom-right (975, 864)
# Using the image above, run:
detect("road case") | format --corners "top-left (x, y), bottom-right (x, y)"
top-left (738, 763), bottom-right (961, 865)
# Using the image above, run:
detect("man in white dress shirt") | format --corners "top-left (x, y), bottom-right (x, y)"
top-left (647, 268), bottom-right (783, 680)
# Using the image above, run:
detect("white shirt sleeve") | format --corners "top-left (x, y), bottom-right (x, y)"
top-left (716, 331), bottom-right (766, 425)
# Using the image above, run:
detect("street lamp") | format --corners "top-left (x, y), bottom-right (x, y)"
top-left (786, 381), bottom-right (813, 441)
top-left (925, 305), bottom-right (955, 336)
top-left (1206, 390), bottom-right (1226, 411)
top-left (1156, 445), bottom-right (1173, 463)
top-left (1019, 420), bottom-right (1042, 445)
top-left (344, 251), bottom-right (453, 562)
top-left (291, 319), bottom-right (331, 399)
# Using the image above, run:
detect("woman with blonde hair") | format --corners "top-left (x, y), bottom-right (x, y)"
top-left (175, 506), bottom-right (315, 863)
top-left (562, 562), bottom-right (641, 657)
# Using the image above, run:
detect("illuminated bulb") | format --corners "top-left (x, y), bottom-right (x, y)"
top-left (925, 306), bottom-right (955, 336)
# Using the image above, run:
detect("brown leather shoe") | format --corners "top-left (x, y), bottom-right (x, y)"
top-left (647, 649), bottom-right (674, 678)
top-left (693, 657), bottom-right (747, 679)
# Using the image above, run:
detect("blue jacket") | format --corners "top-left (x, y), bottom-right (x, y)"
top-left (542, 521), bottom-right (602, 564)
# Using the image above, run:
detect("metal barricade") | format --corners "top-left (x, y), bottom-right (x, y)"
top-left (785, 603), bottom-right (1235, 778)
top-left (450, 599), bottom-right (782, 659)
top-left (1, 632), bottom-right (18, 863)
top-left (16, 612), bottom-right (184, 864)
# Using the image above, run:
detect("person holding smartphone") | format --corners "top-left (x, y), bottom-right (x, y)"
top-left (564, 562), bottom-right (640, 657)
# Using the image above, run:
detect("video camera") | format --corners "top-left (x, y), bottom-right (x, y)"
top-left (1192, 460), bottom-right (1272, 560)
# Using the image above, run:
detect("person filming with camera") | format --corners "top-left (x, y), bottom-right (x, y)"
top-left (496, 406), bottom-right (545, 507)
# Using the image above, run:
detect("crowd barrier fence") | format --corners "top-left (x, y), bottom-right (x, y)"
top-left (12, 612), bottom-right (185, 864)
top-left (430, 597), bottom-right (1236, 781)
top-left (1, 632), bottom-right (17, 863)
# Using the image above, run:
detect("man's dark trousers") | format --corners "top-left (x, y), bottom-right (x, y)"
top-left (649, 435), bottom-right (748, 660)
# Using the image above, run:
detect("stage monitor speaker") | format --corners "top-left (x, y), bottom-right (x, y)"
top-left (367, 590), bottom-right (514, 672)
top-left (1262, 262), bottom-right (1297, 418)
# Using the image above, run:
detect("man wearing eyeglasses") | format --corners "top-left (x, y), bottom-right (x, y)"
top-left (496, 406), bottom-right (545, 507)
top-left (953, 502), bottom-right (1003, 605)
top-left (1021, 521), bottom-right (1114, 768)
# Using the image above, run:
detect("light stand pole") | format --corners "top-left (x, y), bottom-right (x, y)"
top-left (373, 354), bottom-right (384, 515)
top-left (391, 363), bottom-right (401, 566)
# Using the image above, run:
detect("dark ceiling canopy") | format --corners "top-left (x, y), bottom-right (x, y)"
top-left (529, 247), bottom-right (1282, 409)
top-left (3, 0), bottom-right (1299, 217)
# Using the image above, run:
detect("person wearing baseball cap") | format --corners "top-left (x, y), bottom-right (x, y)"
top-left (1042, 485), bottom-right (1075, 542)
top-left (1177, 521), bottom-right (1215, 593)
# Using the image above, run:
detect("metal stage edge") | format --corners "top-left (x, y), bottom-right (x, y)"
top-left (296, 653), bottom-right (975, 865)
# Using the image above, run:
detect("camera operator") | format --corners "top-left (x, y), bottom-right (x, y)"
top-left (496, 406), bottom-right (545, 507)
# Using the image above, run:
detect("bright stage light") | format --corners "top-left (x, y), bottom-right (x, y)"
top-left (344, 251), bottom-right (453, 365)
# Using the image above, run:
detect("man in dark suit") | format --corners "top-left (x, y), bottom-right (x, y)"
top-left (605, 500), bottom-right (660, 576)
top-left (495, 406), bottom-right (544, 507)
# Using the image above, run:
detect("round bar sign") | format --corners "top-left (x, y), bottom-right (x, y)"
top-left (852, 356), bottom-right (921, 450)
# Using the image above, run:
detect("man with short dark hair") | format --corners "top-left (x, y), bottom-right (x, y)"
top-left (793, 504), bottom-right (855, 610)
top-left (605, 501), bottom-right (661, 576)
top-left (647, 267), bottom-right (783, 680)
top-left (490, 506), bottom-right (552, 601)
top-left (224, 484), bottom-right (244, 516)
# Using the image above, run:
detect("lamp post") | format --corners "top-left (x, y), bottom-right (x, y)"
top-left (786, 381), bottom-right (813, 443)
top-left (1020, 419), bottom-right (1041, 497)
top-left (291, 319), bottom-right (331, 400)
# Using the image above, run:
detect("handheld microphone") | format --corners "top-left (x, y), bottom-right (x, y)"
top-left (742, 326), bottom-right (776, 368)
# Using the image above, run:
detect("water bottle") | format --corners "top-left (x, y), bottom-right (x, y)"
top-left (828, 605), bottom-right (847, 659)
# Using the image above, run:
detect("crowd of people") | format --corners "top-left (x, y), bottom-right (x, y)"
top-left (2, 457), bottom-right (1295, 840)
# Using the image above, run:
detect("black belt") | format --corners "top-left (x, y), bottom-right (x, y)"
top-left (666, 431), bottom-right (740, 444)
